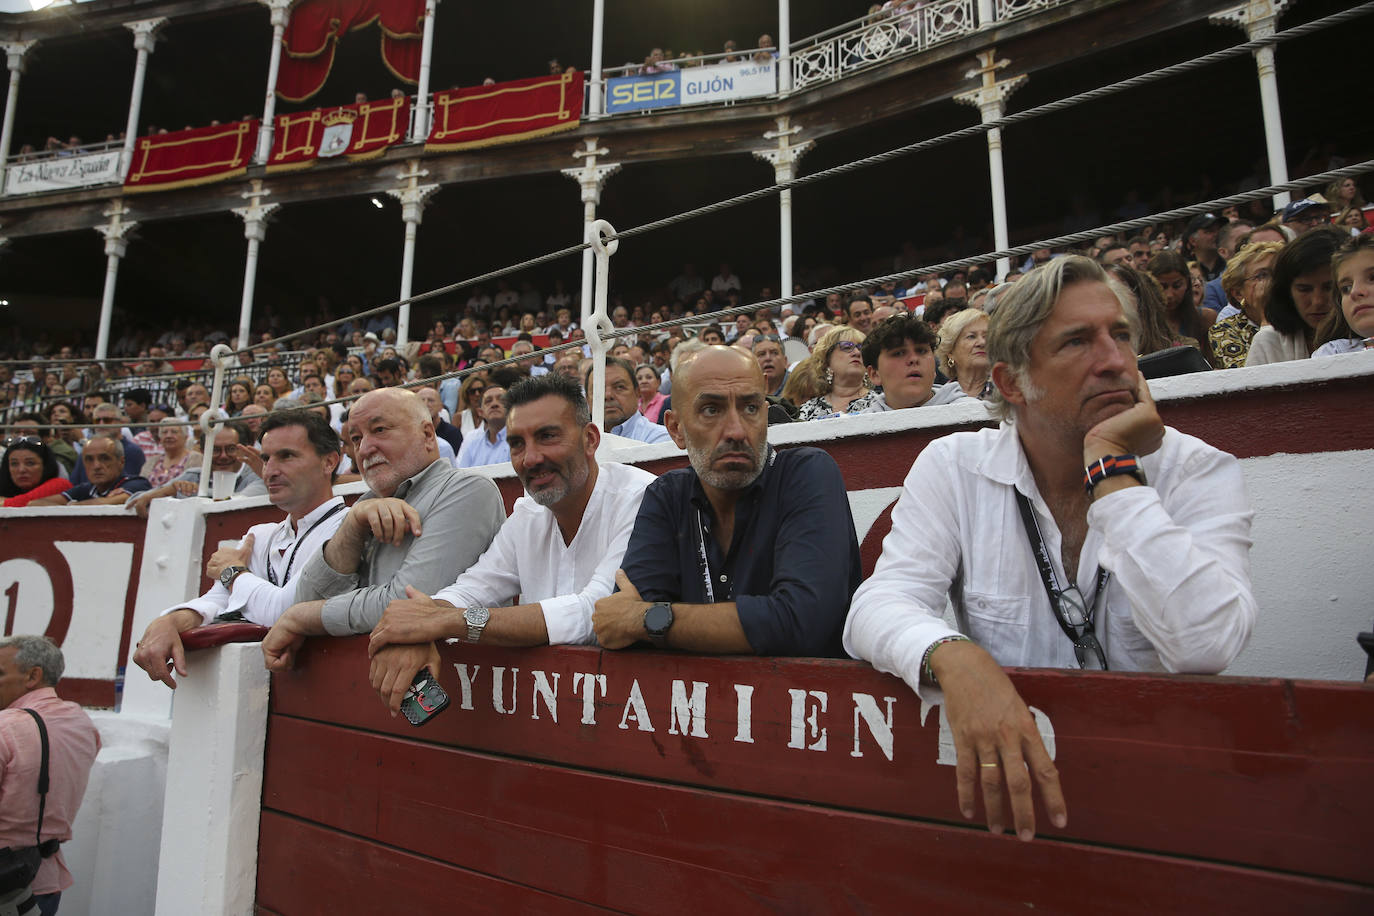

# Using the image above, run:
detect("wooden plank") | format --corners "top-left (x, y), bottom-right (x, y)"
top-left (260, 717), bottom-right (1373, 915)
top-left (256, 811), bottom-right (614, 916)
top-left (266, 639), bottom-right (1374, 885)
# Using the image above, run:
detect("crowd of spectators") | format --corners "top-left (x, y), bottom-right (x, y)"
top-left (3, 175), bottom-right (1370, 507)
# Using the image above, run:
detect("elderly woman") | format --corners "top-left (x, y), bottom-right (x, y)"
top-left (636, 364), bottom-right (668, 423)
top-left (143, 417), bottom-right (201, 487)
top-left (0, 438), bottom-right (71, 507)
top-left (797, 327), bottom-right (877, 420)
top-left (1209, 241), bottom-right (1283, 368)
top-left (935, 308), bottom-right (991, 398)
top-left (1246, 228), bottom-right (1344, 366)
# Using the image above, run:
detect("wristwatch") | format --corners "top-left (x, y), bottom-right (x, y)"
top-left (1083, 454), bottom-right (1148, 496)
top-left (219, 565), bottom-right (251, 591)
top-left (643, 602), bottom-right (675, 648)
top-left (463, 605), bottom-right (491, 643)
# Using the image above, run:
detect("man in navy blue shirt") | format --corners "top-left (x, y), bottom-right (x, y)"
top-left (593, 346), bottom-right (860, 657)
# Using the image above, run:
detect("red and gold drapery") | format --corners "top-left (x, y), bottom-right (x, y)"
top-left (277, 0), bottom-right (426, 103)
top-left (425, 71), bottom-right (583, 152)
top-left (123, 120), bottom-right (259, 192)
top-left (267, 95), bottom-right (409, 172)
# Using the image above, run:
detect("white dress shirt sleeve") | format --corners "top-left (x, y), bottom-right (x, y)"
top-left (1089, 439), bottom-right (1256, 674)
top-left (843, 441), bottom-right (966, 703)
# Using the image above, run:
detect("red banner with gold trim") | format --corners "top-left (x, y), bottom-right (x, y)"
top-left (267, 96), bottom-right (409, 172)
top-left (123, 120), bottom-right (259, 193)
top-left (425, 71), bottom-right (583, 152)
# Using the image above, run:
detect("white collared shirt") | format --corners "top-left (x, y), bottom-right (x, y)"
top-left (844, 423), bottom-right (1256, 702)
top-left (162, 496), bottom-right (347, 626)
top-left (433, 461), bottom-right (655, 644)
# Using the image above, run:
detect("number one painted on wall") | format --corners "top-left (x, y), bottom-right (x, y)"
top-left (3, 581), bottom-right (17, 636)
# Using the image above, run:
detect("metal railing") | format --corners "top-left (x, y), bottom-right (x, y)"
top-left (791, 0), bottom-right (982, 91)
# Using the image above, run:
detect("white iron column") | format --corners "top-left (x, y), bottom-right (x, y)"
top-left (955, 50), bottom-right (1025, 280)
top-left (94, 200), bottom-right (138, 361)
top-left (1, 41), bottom-right (37, 168)
top-left (1212, 0), bottom-right (1292, 209)
top-left (121, 18), bottom-right (167, 179)
top-left (411, 0), bottom-right (439, 142)
top-left (753, 117), bottom-right (812, 301)
top-left (386, 160), bottom-right (440, 348)
top-left (561, 138), bottom-right (620, 332)
top-left (977, 0), bottom-right (995, 27)
top-left (255, 0), bottom-right (292, 163)
top-left (777, 0), bottom-right (791, 93)
top-left (231, 180), bottom-right (279, 350)
top-left (588, 0), bottom-right (605, 116)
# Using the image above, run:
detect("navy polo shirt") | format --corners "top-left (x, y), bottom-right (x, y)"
top-left (620, 446), bottom-right (860, 657)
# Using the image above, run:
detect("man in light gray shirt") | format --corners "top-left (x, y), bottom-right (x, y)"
top-left (261, 388), bottom-right (505, 692)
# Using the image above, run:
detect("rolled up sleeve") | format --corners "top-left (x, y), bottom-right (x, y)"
top-left (316, 476), bottom-right (507, 636)
top-left (844, 443), bottom-right (965, 702)
top-left (1090, 446), bottom-right (1256, 674)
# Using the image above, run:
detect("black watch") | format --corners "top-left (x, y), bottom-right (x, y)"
top-left (219, 565), bottom-right (250, 591)
top-left (643, 602), bottom-right (674, 648)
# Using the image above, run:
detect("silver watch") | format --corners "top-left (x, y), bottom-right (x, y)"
top-left (463, 605), bottom-right (491, 643)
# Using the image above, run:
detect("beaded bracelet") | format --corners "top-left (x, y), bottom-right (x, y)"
top-left (922, 634), bottom-right (971, 685)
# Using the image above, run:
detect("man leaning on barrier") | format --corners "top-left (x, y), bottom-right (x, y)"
top-left (261, 388), bottom-right (505, 691)
top-left (131, 411), bottom-right (346, 689)
top-left (593, 346), bottom-right (861, 657)
top-left (845, 256), bottom-right (1257, 841)
top-left (366, 375), bottom-right (655, 713)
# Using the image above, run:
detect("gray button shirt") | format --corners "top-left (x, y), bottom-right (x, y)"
top-left (295, 458), bottom-right (506, 636)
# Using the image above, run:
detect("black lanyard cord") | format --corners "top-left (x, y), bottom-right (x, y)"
top-left (266, 502), bottom-right (346, 587)
top-left (1013, 489), bottom-right (1110, 660)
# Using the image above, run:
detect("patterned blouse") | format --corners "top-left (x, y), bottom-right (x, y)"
top-left (144, 451), bottom-right (201, 488)
top-left (798, 391), bottom-right (881, 421)
top-left (1207, 314), bottom-right (1259, 369)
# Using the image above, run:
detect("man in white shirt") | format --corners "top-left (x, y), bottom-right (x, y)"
top-left (130, 411), bottom-right (345, 689)
top-left (846, 256), bottom-right (1256, 842)
top-left (366, 375), bottom-right (654, 713)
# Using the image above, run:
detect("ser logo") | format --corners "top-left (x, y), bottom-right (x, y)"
top-left (610, 77), bottom-right (677, 107)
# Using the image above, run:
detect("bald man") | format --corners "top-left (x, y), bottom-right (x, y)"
top-left (593, 347), bottom-right (861, 657)
top-left (416, 385), bottom-right (464, 456)
top-left (262, 388), bottom-right (506, 688)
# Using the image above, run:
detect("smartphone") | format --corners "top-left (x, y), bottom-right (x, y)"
top-left (399, 667), bottom-right (450, 727)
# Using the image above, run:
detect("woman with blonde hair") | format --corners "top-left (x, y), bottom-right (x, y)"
top-left (796, 327), bottom-right (876, 420)
top-left (934, 308), bottom-right (991, 398)
top-left (456, 373), bottom-right (488, 435)
top-left (1209, 241), bottom-right (1283, 368)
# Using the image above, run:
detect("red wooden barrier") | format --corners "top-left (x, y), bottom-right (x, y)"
top-left (257, 638), bottom-right (1374, 913)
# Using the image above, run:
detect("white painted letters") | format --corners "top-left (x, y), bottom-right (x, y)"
top-left (491, 666), bottom-right (520, 715)
top-left (531, 670), bottom-right (560, 722)
top-left (618, 678), bottom-right (654, 732)
top-left (787, 688), bottom-right (827, 751)
top-left (851, 693), bottom-right (897, 761)
top-left (733, 684), bottom-right (755, 744)
top-left (573, 672), bottom-right (607, 725)
top-left (668, 680), bottom-right (709, 739)
top-left (453, 663), bottom-right (481, 711)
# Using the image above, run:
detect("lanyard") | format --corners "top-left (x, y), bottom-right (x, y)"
top-left (1013, 490), bottom-right (1111, 659)
top-left (267, 502), bottom-right (345, 587)
top-left (694, 508), bottom-right (724, 603)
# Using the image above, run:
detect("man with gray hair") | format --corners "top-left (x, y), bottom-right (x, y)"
top-left (0, 636), bottom-right (101, 915)
top-left (261, 388), bottom-right (505, 696)
top-left (845, 255), bottom-right (1256, 842)
top-left (29, 434), bottom-right (150, 506)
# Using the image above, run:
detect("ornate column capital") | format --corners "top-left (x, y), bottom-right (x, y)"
top-left (3, 41), bottom-right (38, 74)
top-left (387, 161), bottom-right (439, 223)
top-left (953, 50), bottom-right (1026, 122)
top-left (561, 138), bottom-right (621, 205)
top-left (1210, 0), bottom-right (1291, 39)
top-left (124, 18), bottom-right (169, 54)
top-left (258, 0), bottom-right (294, 28)
top-left (96, 200), bottom-right (137, 258)
top-left (753, 118), bottom-right (813, 182)
top-left (232, 182), bottom-right (279, 242)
